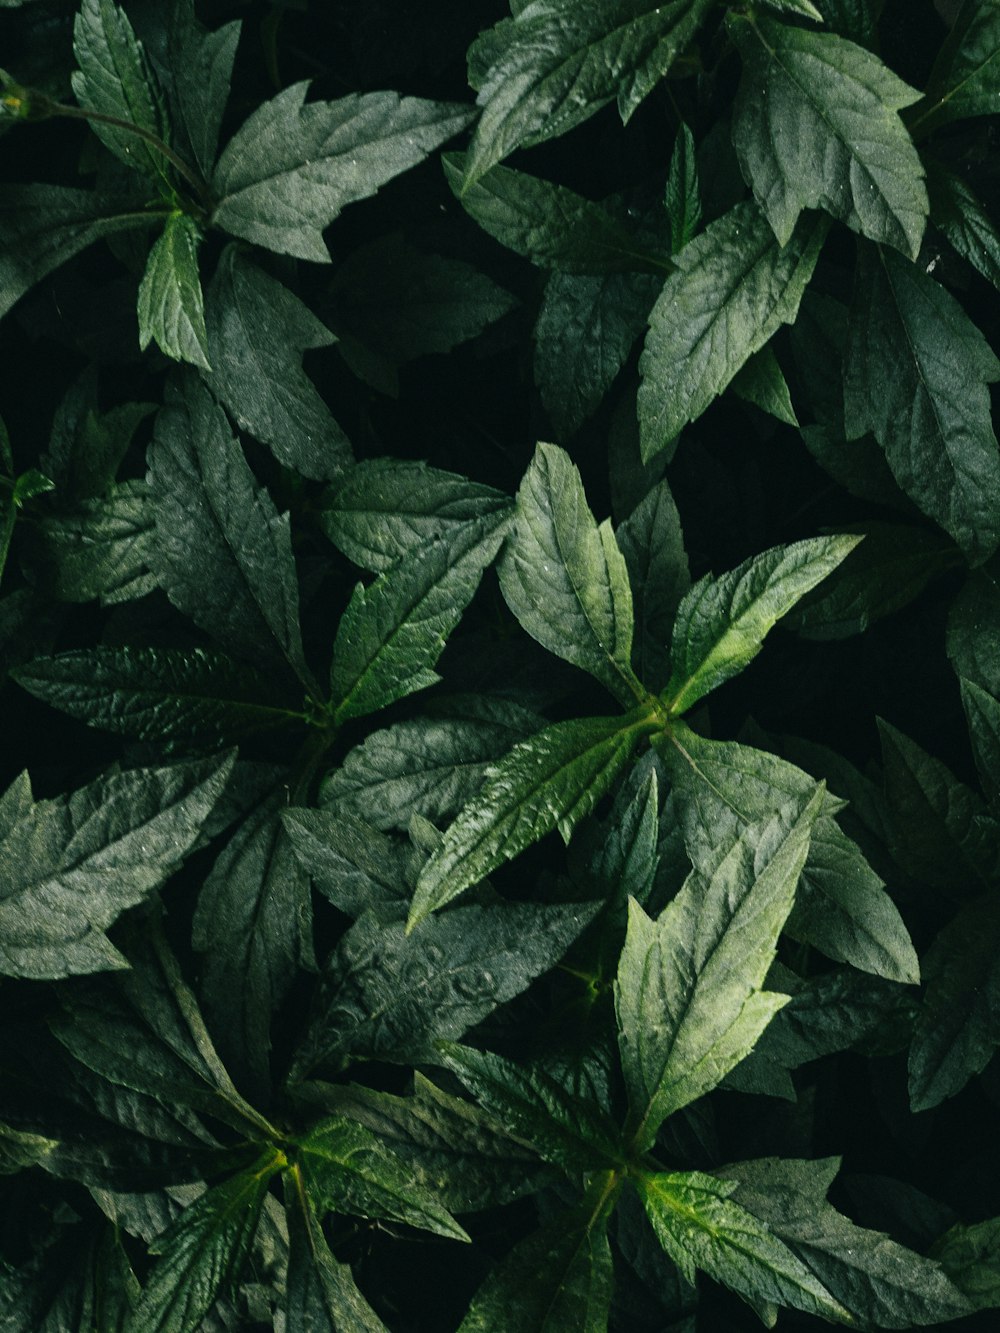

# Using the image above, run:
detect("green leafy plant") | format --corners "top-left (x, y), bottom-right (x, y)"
top-left (2, 0), bottom-right (1000, 1327)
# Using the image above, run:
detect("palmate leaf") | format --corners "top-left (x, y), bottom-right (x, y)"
top-left (0, 755), bottom-right (231, 979)
top-left (211, 82), bottom-right (472, 261)
top-left (462, 0), bottom-right (715, 188)
top-left (498, 442), bottom-right (642, 706)
top-left (285, 1184), bottom-right (387, 1333)
top-left (410, 711), bottom-right (658, 926)
top-left (729, 13), bottom-right (927, 257)
top-left (663, 534), bottom-right (862, 716)
top-left (913, 0), bottom-right (1000, 134)
top-left (844, 241), bottom-right (1000, 565)
top-left (615, 787), bottom-right (824, 1151)
top-left (137, 213), bottom-right (210, 370)
top-left (637, 201), bottom-right (827, 462)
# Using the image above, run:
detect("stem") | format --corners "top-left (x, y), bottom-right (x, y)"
top-left (53, 103), bottom-right (208, 203)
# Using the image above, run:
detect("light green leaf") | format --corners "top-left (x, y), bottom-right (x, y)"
top-left (331, 514), bottom-right (509, 724)
top-left (295, 1114), bottom-right (468, 1241)
top-left (137, 213), bottom-right (210, 370)
top-left (167, 2), bottom-right (241, 177)
top-left (635, 1169), bottom-right (850, 1322)
top-left (666, 121), bottom-right (702, 253)
top-left (844, 241), bottom-right (1000, 565)
top-left (534, 271), bottom-right (660, 439)
top-left (499, 442), bottom-right (642, 705)
top-left (125, 1149), bottom-right (283, 1333)
top-left (26, 481), bottom-right (157, 606)
top-left (463, 0), bottom-right (715, 188)
top-left (663, 534), bottom-right (861, 716)
top-left (285, 1184), bottom-right (387, 1333)
top-left (212, 83), bottom-right (472, 261)
top-left (617, 479), bottom-right (690, 693)
top-left (321, 459), bottom-right (512, 573)
top-left (202, 247), bottom-right (351, 482)
top-left (913, 0), bottom-right (1000, 134)
top-left (0, 756), bottom-right (231, 979)
top-left (410, 711), bottom-right (657, 926)
top-left (443, 152), bottom-right (672, 274)
top-left (731, 345), bottom-right (798, 426)
top-left (927, 159), bottom-right (1000, 293)
top-left (933, 1215), bottom-right (1000, 1310)
top-left (72, 0), bottom-right (171, 182)
top-left (638, 201), bottom-right (826, 461)
top-left (616, 788), bottom-right (823, 1148)
top-left (147, 376), bottom-right (315, 691)
top-left (12, 645), bottom-right (301, 749)
top-left (730, 13), bottom-right (927, 256)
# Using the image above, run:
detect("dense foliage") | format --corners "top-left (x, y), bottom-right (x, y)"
top-left (2, 0), bottom-right (1000, 1327)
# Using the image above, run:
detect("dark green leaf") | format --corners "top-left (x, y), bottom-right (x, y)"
top-left (617, 479), bottom-right (690, 693)
top-left (0, 1121), bottom-right (57, 1174)
top-left (730, 13), bottom-right (927, 256)
top-left (285, 1184), bottom-right (387, 1333)
top-left (960, 677), bottom-right (1000, 811)
top-left (137, 213), bottom-right (210, 370)
top-left (202, 247), bottom-right (351, 482)
top-left (167, 2), bottom-right (241, 178)
top-left (933, 1215), bottom-right (1000, 1310)
top-left (638, 202), bottom-right (826, 461)
top-left (666, 121), bottom-right (702, 253)
top-left (949, 567), bottom-right (1000, 696)
top-left (282, 806), bottom-right (410, 916)
top-left (730, 345), bottom-right (798, 426)
top-left (914, 0), bottom-right (1000, 133)
top-left (211, 84), bottom-right (472, 260)
top-left (927, 159), bottom-right (1000, 292)
top-left (844, 241), bottom-right (1000, 564)
top-left (27, 480), bottom-right (157, 605)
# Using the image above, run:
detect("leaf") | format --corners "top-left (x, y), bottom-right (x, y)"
top-left (758, 0), bottom-right (825, 16)
top-left (637, 201), bottom-right (826, 462)
top-left (282, 807), bottom-right (409, 917)
top-left (436, 1041), bottom-right (624, 1173)
top-left (843, 241), bottom-right (1000, 565)
top-left (914, 0), bottom-right (1000, 133)
top-left (533, 271), bottom-right (660, 438)
top-left (27, 481), bottom-right (157, 605)
top-left (949, 567), bottom-right (1000, 696)
top-left (0, 185), bottom-right (159, 322)
top-left (294, 1115), bottom-right (468, 1240)
top-left (498, 442), bottom-right (642, 705)
top-left (960, 677), bottom-right (1000, 810)
top-left (321, 458), bottom-right (513, 573)
top-left (285, 1184), bottom-right (387, 1333)
top-left (330, 514), bottom-right (510, 724)
top-left (147, 375), bottom-right (315, 691)
top-left (211, 83), bottom-right (472, 261)
top-left (719, 1156), bottom-right (972, 1325)
top-left (933, 1215), bottom-right (1000, 1311)
top-left (927, 159), bottom-right (1000, 293)
top-left (137, 213), bottom-right (210, 370)
top-left (615, 788), bottom-right (824, 1149)
top-left (125, 1149), bottom-right (284, 1333)
top-left (0, 1121), bottom-right (58, 1174)
top-left (462, 0), bottom-right (715, 188)
top-left (410, 711), bottom-right (657, 926)
top-left (729, 13), bottom-right (927, 256)
top-left (443, 153), bottom-right (672, 274)
top-left (663, 534), bottom-right (861, 716)
top-left (457, 1181), bottom-right (617, 1332)
top-left (730, 345), bottom-right (798, 426)
top-left (44, 380), bottom-right (155, 501)
top-left (635, 1169), bottom-right (850, 1322)
top-left (0, 755), bottom-right (231, 979)
top-left (666, 121), bottom-right (702, 253)
top-left (617, 479), bottom-right (690, 693)
top-left (202, 247), bottom-right (351, 482)
top-left (72, 0), bottom-right (171, 183)
top-left (12, 645), bottom-right (302, 749)
top-left (909, 892), bottom-right (1000, 1110)
top-left (291, 899), bottom-right (596, 1077)
top-left (167, 2), bottom-right (241, 178)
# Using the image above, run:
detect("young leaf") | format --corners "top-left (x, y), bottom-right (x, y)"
top-left (72, 0), bottom-right (171, 183)
top-left (125, 1149), bottom-right (284, 1333)
top-left (634, 1169), bottom-right (850, 1322)
top-left (166, 2), bottom-right (241, 178)
top-left (616, 787), bottom-right (824, 1149)
top-left (498, 442), bottom-right (642, 706)
top-left (410, 711), bottom-right (657, 927)
top-left (137, 213), bottom-right (210, 370)
top-left (913, 0), bottom-right (1000, 134)
top-left (844, 241), bottom-right (1000, 565)
top-left (202, 247), bottom-right (352, 482)
top-left (0, 755), bottom-right (231, 979)
top-left (330, 515), bottom-right (509, 724)
top-left (462, 0), bottom-right (715, 188)
top-left (933, 1215), bottom-right (1000, 1311)
top-left (321, 459), bottom-right (513, 573)
top-left (534, 271), bottom-right (660, 439)
top-left (211, 84), bottom-right (472, 261)
top-left (638, 201), bottom-right (827, 461)
top-left (729, 13), bottom-right (927, 257)
top-left (147, 376), bottom-right (315, 692)
top-left (12, 645), bottom-right (302, 749)
top-left (927, 160), bottom-right (1000, 293)
top-left (285, 1182), bottom-right (387, 1333)
top-left (443, 153), bottom-right (672, 274)
top-left (731, 345), bottom-right (798, 426)
top-left (666, 121), bottom-right (702, 253)
top-left (294, 1114), bottom-right (468, 1241)
top-left (663, 534), bottom-right (862, 716)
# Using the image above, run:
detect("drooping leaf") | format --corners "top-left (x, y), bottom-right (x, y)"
top-left (211, 83), bottom-right (472, 261)
top-left (498, 441), bottom-right (642, 706)
top-left (285, 1184), bottom-right (388, 1333)
top-left (913, 0), bottom-right (1000, 133)
top-left (638, 201), bottom-right (827, 461)
top-left (0, 755), bottom-right (231, 979)
top-left (202, 247), bottom-right (351, 482)
top-left (663, 534), bottom-right (861, 716)
top-left (462, 0), bottom-right (715, 187)
top-left (410, 711), bottom-right (657, 926)
top-left (166, 2), bottom-right (241, 178)
top-left (137, 213), bottom-right (210, 370)
top-left (26, 481), bottom-right (158, 605)
top-left (843, 240), bottom-right (1000, 565)
top-left (729, 13), bottom-right (927, 256)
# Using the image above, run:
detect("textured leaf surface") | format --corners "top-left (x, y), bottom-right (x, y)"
top-left (916, 0), bottom-right (1000, 132)
top-left (617, 479), bottom-right (690, 693)
top-left (285, 1188), bottom-right (387, 1333)
top-left (927, 160), bottom-right (1000, 293)
top-left (934, 1215), bottom-right (1000, 1311)
top-left (137, 213), bottom-right (209, 370)
top-left (167, 3), bottom-right (240, 177)
top-left (28, 481), bottom-right (157, 605)
top-left (281, 807), bottom-right (409, 917)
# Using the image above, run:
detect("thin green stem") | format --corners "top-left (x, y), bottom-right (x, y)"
top-left (53, 102), bottom-right (208, 204)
